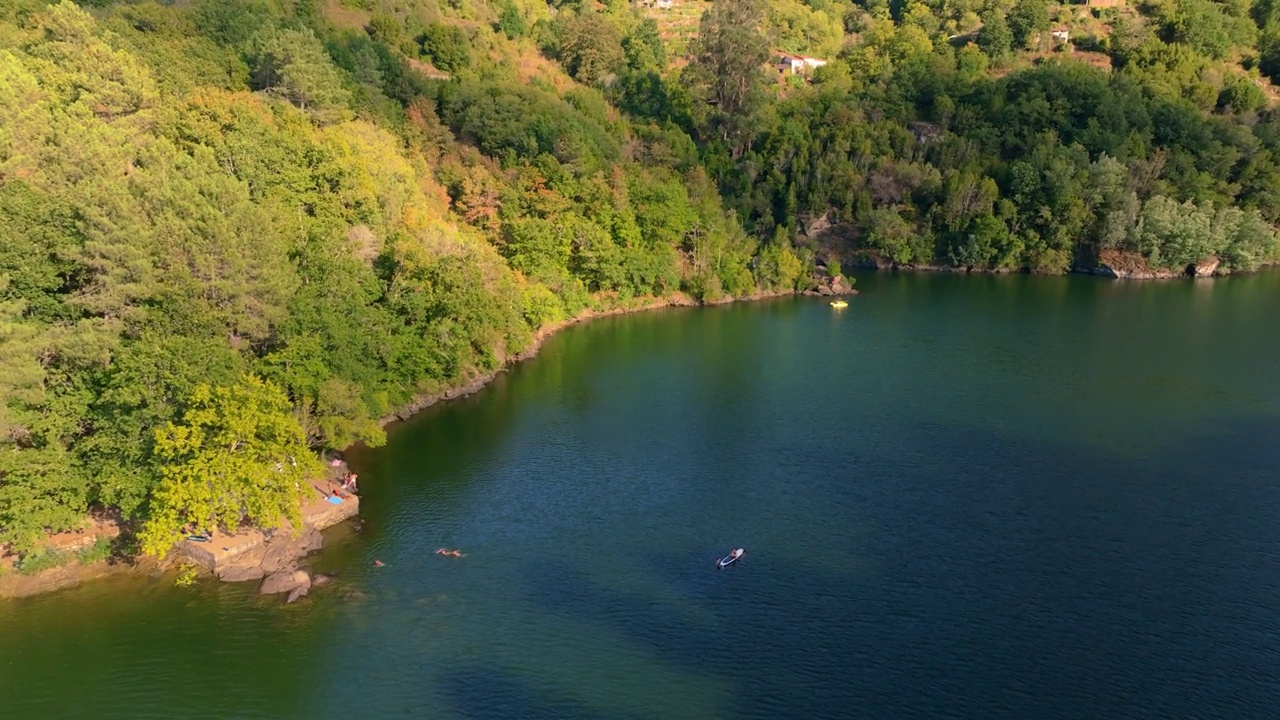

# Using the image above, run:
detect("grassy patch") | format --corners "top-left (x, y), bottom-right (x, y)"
top-left (75, 537), bottom-right (113, 565)
top-left (15, 548), bottom-right (71, 575)
top-left (13, 537), bottom-right (115, 575)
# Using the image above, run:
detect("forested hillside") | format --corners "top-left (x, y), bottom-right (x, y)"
top-left (0, 0), bottom-right (780, 559)
top-left (1, 0), bottom-right (1277, 563)
top-left (625, 0), bottom-right (1280, 274)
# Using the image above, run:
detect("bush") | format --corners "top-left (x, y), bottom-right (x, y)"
top-left (16, 548), bottom-right (71, 575)
top-left (420, 23), bottom-right (471, 72)
top-left (521, 283), bottom-right (567, 328)
top-left (76, 537), bottom-right (114, 565)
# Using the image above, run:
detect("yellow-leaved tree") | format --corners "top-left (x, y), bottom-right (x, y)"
top-left (139, 375), bottom-right (319, 557)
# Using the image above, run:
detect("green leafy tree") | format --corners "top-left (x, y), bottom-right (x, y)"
top-left (686, 0), bottom-right (771, 157)
top-left (1007, 0), bottom-right (1050, 50)
top-left (557, 12), bottom-right (625, 86)
top-left (253, 28), bottom-right (352, 123)
top-left (496, 1), bottom-right (527, 39)
top-left (623, 19), bottom-right (666, 73)
top-left (420, 23), bottom-right (471, 72)
top-left (139, 375), bottom-right (319, 557)
top-left (976, 10), bottom-right (1013, 62)
top-left (25, 1), bottom-right (159, 117)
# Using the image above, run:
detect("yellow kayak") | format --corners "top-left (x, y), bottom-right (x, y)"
top-left (830, 300), bottom-right (848, 309)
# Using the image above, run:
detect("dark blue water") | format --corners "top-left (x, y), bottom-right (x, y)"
top-left (2, 272), bottom-right (1280, 719)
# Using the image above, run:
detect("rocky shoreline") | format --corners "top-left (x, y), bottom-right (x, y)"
top-left (849, 250), bottom-right (1271, 280)
top-left (1, 285), bottom-right (843, 601)
top-left (18, 253), bottom-right (1254, 602)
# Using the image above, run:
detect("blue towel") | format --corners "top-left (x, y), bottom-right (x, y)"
top-left (326, 496), bottom-right (344, 505)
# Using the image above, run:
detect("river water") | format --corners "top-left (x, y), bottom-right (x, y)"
top-left (3, 272), bottom-right (1280, 719)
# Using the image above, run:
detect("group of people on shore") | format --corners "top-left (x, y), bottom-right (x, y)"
top-left (329, 457), bottom-right (359, 493)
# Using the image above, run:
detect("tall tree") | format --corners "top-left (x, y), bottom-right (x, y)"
top-left (1007, 0), bottom-right (1050, 50)
top-left (138, 375), bottom-right (319, 557)
top-left (557, 12), bottom-right (625, 86)
top-left (685, 0), bottom-right (771, 158)
top-left (252, 28), bottom-right (352, 124)
top-left (976, 10), bottom-right (1013, 61)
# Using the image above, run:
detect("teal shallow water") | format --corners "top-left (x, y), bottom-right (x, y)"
top-left (3, 272), bottom-right (1280, 719)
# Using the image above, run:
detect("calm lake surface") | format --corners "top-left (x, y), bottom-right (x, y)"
top-left (3, 272), bottom-right (1280, 719)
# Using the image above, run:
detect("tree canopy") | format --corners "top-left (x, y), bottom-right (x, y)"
top-left (1, 0), bottom-right (1278, 561)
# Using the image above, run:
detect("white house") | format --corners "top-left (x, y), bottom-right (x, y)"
top-left (1051, 28), bottom-right (1070, 44)
top-left (777, 54), bottom-right (827, 74)
top-left (656, 0), bottom-right (673, 8)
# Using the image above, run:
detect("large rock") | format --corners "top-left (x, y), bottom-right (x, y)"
top-left (312, 574), bottom-right (333, 588)
top-left (285, 585), bottom-right (310, 604)
top-left (217, 565), bottom-right (265, 583)
top-left (831, 275), bottom-right (851, 294)
top-left (1194, 256), bottom-right (1220, 277)
top-left (303, 528), bottom-right (324, 553)
top-left (258, 538), bottom-right (300, 571)
top-left (804, 211), bottom-right (833, 237)
top-left (260, 570), bottom-right (311, 595)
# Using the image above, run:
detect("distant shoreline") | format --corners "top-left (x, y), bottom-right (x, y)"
top-left (366, 288), bottom-right (806, 433)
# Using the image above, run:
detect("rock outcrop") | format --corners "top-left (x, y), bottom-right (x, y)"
top-left (217, 565), bottom-right (265, 583)
top-left (1093, 249), bottom-right (1182, 279)
top-left (261, 570), bottom-right (311, 595)
top-left (1194, 256), bottom-right (1220, 277)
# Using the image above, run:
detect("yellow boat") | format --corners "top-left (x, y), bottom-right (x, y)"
top-left (830, 300), bottom-right (848, 309)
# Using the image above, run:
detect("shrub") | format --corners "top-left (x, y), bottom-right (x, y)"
top-left (16, 548), bottom-right (70, 575)
top-left (76, 537), bottom-right (113, 565)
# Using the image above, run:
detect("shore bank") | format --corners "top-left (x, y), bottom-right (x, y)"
top-left (0, 284), bottom-right (837, 600)
top-left (372, 288), bottom-right (808, 428)
top-left (849, 251), bottom-right (1276, 280)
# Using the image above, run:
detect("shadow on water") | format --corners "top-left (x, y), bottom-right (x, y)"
top-left (439, 664), bottom-right (651, 720)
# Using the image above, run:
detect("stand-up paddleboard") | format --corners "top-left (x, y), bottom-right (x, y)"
top-left (717, 549), bottom-right (745, 568)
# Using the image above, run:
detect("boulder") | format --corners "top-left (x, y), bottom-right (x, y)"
top-left (312, 574), bottom-right (333, 588)
top-left (285, 585), bottom-right (310, 604)
top-left (259, 539), bottom-right (300, 573)
top-left (303, 528), bottom-right (324, 553)
top-left (816, 284), bottom-right (834, 296)
top-left (804, 211), bottom-right (833, 237)
top-left (1194, 256), bottom-right (1220, 277)
top-left (260, 570), bottom-right (311, 595)
top-left (831, 275), bottom-right (851, 294)
top-left (217, 565), bottom-right (265, 583)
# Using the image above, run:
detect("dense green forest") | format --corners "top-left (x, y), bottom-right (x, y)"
top-left (0, 0), bottom-right (1276, 562)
